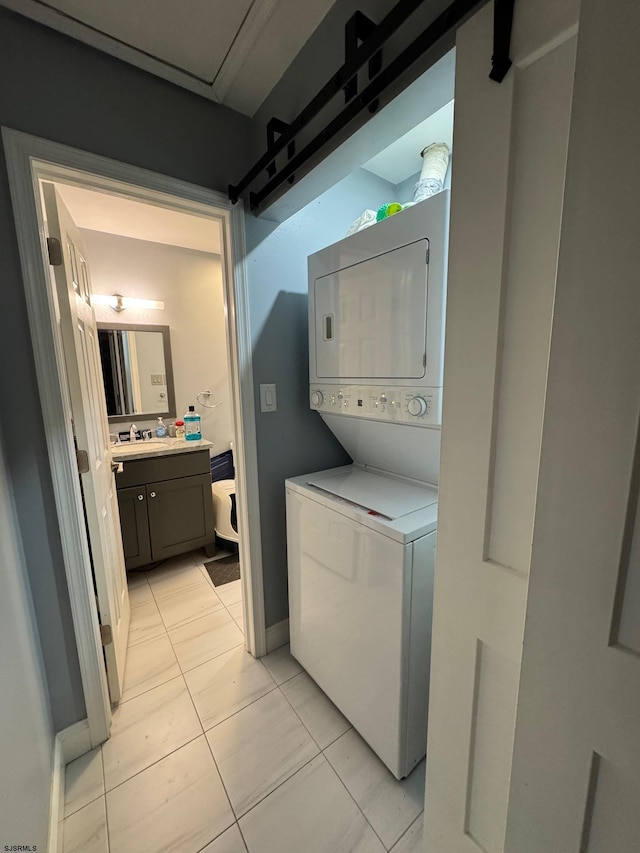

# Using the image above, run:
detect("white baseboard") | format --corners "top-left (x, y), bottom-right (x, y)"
top-left (48, 736), bottom-right (65, 853)
top-left (58, 718), bottom-right (92, 764)
top-left (265, 618), bottom-right (289, 653)
top-left (48, 719), bottom-right (93, 852)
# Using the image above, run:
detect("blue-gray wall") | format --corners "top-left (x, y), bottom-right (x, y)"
top-left (0, 424), bottom-right (53, 852)
top-left (246, 167), bottom-right (398, 627)
top-left (0, 7), bottom-right (255, 728)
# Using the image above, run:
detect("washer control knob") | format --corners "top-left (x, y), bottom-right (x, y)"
top-left (311, 390), bottom-right (324, 406)
top-left (407, 396), bottom-right (428, 417)
top-left (379, 394), bottom-right (387, 404)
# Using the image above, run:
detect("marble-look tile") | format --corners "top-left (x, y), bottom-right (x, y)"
top-left (102, 676), bottom-right (202, 790)
top-left (239, 755), bottom-right (385, 853)
top-left (185, 646), bottom-right (276, 730)
top-left (200, 824), bottom-right (248, 853)
top-left (169, 610), bottom-right (244, 672)
top-left (120, 633), bottom-right (181, 703)
top-left (390, 814), bottom-right (424, 853)
top-left (215, 578), bottom-right (242, 606)
top-left (207, 689), bottom-right (319, 817)
top-left (64, 747), bottom-right (104, 817)
top-left (128, 600), bottom-right (166, 647)
top-left (156, 582), bottom-right (223, 630)
top-left (62, 796), bottom-right (108, 853)
top-left (226, 600), bottom-right (244, 632)
top-left (127, 572), bottom-right (154, 608)
top-left (107, 736), bottom-right (234, 853)
top-left (261, 644), bottom-right (303, 685)
top-left (325, 729), bottom-right (425, 849)
top-left (281, 671), bottom-right (351, 749)
top-left (148, 559), bottom-right (209, 601)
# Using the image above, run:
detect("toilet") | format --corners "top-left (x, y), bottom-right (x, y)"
top-left (210, 449), bottom-right (238, 545)
top-left (211, 479), bottom-right (238, 544)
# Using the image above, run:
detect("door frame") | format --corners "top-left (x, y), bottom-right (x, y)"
top-left (2, 127), bottom-right (267, 746)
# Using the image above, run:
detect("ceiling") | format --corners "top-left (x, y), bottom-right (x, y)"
top-left (53, 183), bottom-right (222, 255)
top-left (4, 0), bottom-right (340, 116)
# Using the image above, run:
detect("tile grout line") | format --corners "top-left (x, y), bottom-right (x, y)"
top-left (388, 811), bottom-right (424, 853)
top-left (100, 745), bottom-right (111, 853)
top-left (322, 739), bottom-right (390, 852)
top-left (191, 673), bottom-right (280, 736)
top-left (158, 602), bottom-right (245, 678)
top-left (103, 729), bottom-right (204, 797)
top-left (200, 716), bottom-right (244, 847)
top-left (233, 746), bottom-right (324, 824)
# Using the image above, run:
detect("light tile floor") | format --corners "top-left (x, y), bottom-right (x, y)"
top-left (62, 549), bottom-right (425, 853)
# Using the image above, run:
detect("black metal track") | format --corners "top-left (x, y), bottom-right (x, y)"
top-left (231, 0), bottom-right (514, 211)
top-left (489, 0), bottom-right (515, 81)
top-left (228, 0), bottom-right (427, 204)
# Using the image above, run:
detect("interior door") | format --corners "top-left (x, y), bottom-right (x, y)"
top-left (423, 1), bottom-right (579, 850)
top-left (43, 183), bottom-right (129, 704)
top-left (505, 1), bottom-right (640, 850)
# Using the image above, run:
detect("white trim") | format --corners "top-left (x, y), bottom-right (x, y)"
top-left (266, 618), bottom-right (290, 653)
top-left (2, 128), bottom-right (266, 738)
top-left (58, 718), bottom-right (93, 764)
top-left (3, 128), bottom-right (112, 746)
top-left (48, 736), bottom-right (64, 853)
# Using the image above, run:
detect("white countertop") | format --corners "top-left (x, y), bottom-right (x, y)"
top-left (111, 437), bottom-right (213, 462)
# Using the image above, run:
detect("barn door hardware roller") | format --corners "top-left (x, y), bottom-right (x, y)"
top-left (229, 0), bottom-right (515, 213)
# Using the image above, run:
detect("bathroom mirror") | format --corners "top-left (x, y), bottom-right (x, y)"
top-left (97, 323), bottom-right (176, 423)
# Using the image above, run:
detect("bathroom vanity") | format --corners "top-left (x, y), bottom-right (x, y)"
top-left (112, 438), bottom-right (215, 570)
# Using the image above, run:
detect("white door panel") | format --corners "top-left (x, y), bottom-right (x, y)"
top-left (44, 183), bottom-right (129, 703)
top-left (424, 1), bottom-right (578, 849)
top-left (506, 1), bottom-right (640, 849)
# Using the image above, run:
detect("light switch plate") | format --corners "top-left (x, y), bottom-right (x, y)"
top-left (260, 383), bottom-right (277, 413)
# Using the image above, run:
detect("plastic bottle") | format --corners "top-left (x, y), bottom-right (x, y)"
top-left (156, 417), bottom-right (167, 438)
top-left (175, 420), bottom-right (185, 440)
top-left (184, 406), bottom-right (202, 441)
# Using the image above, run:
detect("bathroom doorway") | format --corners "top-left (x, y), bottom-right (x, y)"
top-left (4, 129), bottom-right (265, 747)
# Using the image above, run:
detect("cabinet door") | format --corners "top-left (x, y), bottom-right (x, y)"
top-left (117, 485), bottom-right (152, 570)
top-left (147, 473), bottom-right (215, 561)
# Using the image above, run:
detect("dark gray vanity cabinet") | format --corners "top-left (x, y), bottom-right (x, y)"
top-left (115, 450), bottom-right (214, 570)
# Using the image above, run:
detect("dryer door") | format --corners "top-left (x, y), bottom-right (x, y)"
top-left (314, 238), bottom-right (429, 380)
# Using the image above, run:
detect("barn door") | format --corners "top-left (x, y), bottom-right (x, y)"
top-left (505, 1), bottom-right (640, 850)
top-left (424, 1), bottom-right (579, 850)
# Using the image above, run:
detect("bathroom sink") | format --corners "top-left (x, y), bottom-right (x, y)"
top-left (112, 441), bottom-right (167, 454)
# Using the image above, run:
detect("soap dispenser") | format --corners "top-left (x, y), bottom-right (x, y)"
top-left (156, 417), bottom-right (167, 438)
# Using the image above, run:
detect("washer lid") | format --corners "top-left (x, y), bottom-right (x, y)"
top-left (306, 467), bottom-right (437, 520)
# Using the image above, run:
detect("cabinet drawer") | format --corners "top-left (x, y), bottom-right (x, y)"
top-left (116, 450), bottom-right (210, 489)
top-left (147, 473), bottom-right (215, 561)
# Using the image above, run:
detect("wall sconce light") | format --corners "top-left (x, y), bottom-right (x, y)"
top-left (92, 293), bottom-right (165, 311)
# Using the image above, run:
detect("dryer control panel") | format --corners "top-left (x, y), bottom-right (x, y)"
top-left (310, 384), bottom-right (442, 427)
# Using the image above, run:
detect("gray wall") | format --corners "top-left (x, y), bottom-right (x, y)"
top-left (0, 425), bottom-right (54, 852)
top-left (0, 7), bottom-right (255, 728)
top-left (246, 167), bottom-right (398, 627)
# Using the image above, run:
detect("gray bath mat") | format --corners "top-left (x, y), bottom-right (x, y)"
top-left (204, 555), bottom-right (240, 587)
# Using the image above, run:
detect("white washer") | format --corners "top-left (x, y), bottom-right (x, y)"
top-left (286, 465), bottom-right (437, 779)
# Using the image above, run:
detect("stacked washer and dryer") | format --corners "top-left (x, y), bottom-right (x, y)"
top-left (286, 190), bottom-right (449, 780)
